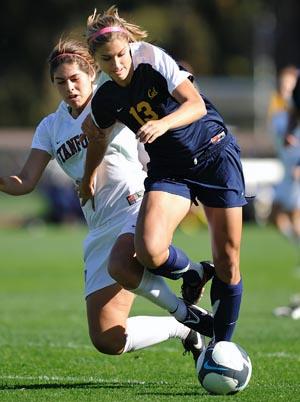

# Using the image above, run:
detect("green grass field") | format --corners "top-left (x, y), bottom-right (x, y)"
top-left (1, 222), bottom-right (300, 401)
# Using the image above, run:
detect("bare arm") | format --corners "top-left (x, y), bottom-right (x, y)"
top-left (164, 79), bottom-right (207, 128)
top-left (79, 114), bottom-right (113, 207)
top-left (137, 79), bottom-right (207, 144)
top-left (0, 149), bottom-right (51, 195)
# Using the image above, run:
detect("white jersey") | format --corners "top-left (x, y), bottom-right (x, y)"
top-left (31, 100), bottom-right (147, 231)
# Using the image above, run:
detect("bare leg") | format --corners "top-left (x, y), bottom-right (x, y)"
top-left (86, 284), bottom-right (134, 355)
top-left (86, 283), bottom-right (205, 355)
top-left (204, 205), bottom-right (243, 341)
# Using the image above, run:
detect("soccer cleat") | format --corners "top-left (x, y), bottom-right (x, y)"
top-left (273, 305), bottom-right (300, 319)
top-left (273, 306), bottom-right (292, 317)
top-left (181, 261), bottom-right (215, 304)
top-left (178, 300), bottom-right (214, 338)
top-left (182, 329), bottom-right (206, 363)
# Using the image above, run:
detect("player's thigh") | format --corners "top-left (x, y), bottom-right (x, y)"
top-left (135, 190), bottom-right (191, 252)
top-left (109, 233), bottom-right (144, 289)
top-left (86, 284), bottom-right (135, 339)
top-left (204, 206), bottom-right (242, 282)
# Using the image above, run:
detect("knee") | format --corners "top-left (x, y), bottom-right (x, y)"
top-left (89, 329), bottom-right (126, 356)
top-left (135, 237), bottom-right (167, 268)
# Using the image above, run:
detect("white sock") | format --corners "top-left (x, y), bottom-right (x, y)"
top-left (123, 316), bottom-right (190, 353)
top-left (131, 269), bottom-right (187, 320)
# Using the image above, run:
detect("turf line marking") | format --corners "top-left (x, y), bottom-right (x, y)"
top-left (27, 342), bottom-right (92, 350)
top-left (0, 342), bottom-right (92, 350)
top-left (0, 375), bottom-right (169, 385)
top-left (263, 352), bottom-right (300, 361)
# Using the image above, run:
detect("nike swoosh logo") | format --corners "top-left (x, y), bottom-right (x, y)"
top-left (203, 361), bottom-right (228, 371)
top-left (184, 309), bottom-right (200, 324)
top-left (172, 265), bottom-right (190, 275)
top-left (117, 107), bottom-right (123, 112)
top-left (193, 336), bottom-right (204, 350)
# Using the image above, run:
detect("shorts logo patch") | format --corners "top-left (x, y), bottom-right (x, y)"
top-left (211, 131), bottom-right (226, 144)
top-left (126, 190), bottom-right (144, 205)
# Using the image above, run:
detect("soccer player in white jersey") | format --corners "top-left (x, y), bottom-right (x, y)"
top-left (0, 38), bottom-right (213, 360)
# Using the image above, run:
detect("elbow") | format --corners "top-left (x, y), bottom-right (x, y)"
top-left (198, 104), bottom-right (207, 119)
top-left (196, 96), bottom-right (207, 119)
top-left (23, 185), bottom-right (34, 195)
top-left (13, 187), bottom-right (34, 196)
top-left (13, 176), bottom-right (35, 195)
top-left (1, 175), bottom-right (36, 196)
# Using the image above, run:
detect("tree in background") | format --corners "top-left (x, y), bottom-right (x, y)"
top-left (1, 0), bottom-right (299, 127)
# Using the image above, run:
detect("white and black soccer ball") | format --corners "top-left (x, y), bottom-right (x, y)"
top-left (196, 341), bottom-right (252, 395)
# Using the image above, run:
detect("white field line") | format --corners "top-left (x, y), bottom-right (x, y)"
top-left (27, 342), bottom-right (92, 350)
top-left (261, 351), bottom-right (300, 361)
top-left (0, 375), bottom-right (168, 385)
top-left (0, 341), bottom-right (92, 350)
top-left (0, 352), bottom-right (298, 385)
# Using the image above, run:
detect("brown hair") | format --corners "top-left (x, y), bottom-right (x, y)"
top-left (86, 5), bottom-right (148, 54)
top-left (48, 38), bottom-right (99, 82)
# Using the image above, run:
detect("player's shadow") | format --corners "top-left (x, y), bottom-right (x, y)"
top-left (0, 382), bottom-right (137, 390)
top-left (0, 382), bottom-right (205, 396)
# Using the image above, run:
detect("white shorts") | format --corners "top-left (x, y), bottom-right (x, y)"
top-left (83, 204), bottom-right (140, 298)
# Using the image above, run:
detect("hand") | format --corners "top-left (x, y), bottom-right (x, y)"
top-left (136, 119), bottom-right (169, 144)
top-left (78, 178), bottom-right (95, 210)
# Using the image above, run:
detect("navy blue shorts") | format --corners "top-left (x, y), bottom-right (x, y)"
top-left (144, 135), bottom-right (247, 208)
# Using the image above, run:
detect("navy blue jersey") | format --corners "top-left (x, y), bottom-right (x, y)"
top-left (91, 41), bottom-right (227, 171)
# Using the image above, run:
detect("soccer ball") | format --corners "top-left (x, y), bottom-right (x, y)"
top-left (196, 341), bottom-right (252, 395)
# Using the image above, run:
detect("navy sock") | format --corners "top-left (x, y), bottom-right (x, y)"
top-left (210, 276), bottom-right (243, 342)
top-left (148, 245), bottom-right (190, 280)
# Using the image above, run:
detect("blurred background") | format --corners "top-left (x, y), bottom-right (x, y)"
top-left (1, 0), bottom-right (300, 227)
top-left (2, 3), bottom-right (300, 394)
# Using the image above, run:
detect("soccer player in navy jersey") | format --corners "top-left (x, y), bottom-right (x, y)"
top-left (80, 6), bottom-right (246, 344)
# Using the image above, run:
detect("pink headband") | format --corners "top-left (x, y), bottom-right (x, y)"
top-left (50, 53), bottom-right (95, 74)
top-left (89, 26), bottom-right (127, 42)
top-left (51, 53), bottom-right (88, 64)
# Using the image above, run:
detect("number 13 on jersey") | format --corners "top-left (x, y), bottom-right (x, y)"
top-left (129, 101), bottom-right (159, 125)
